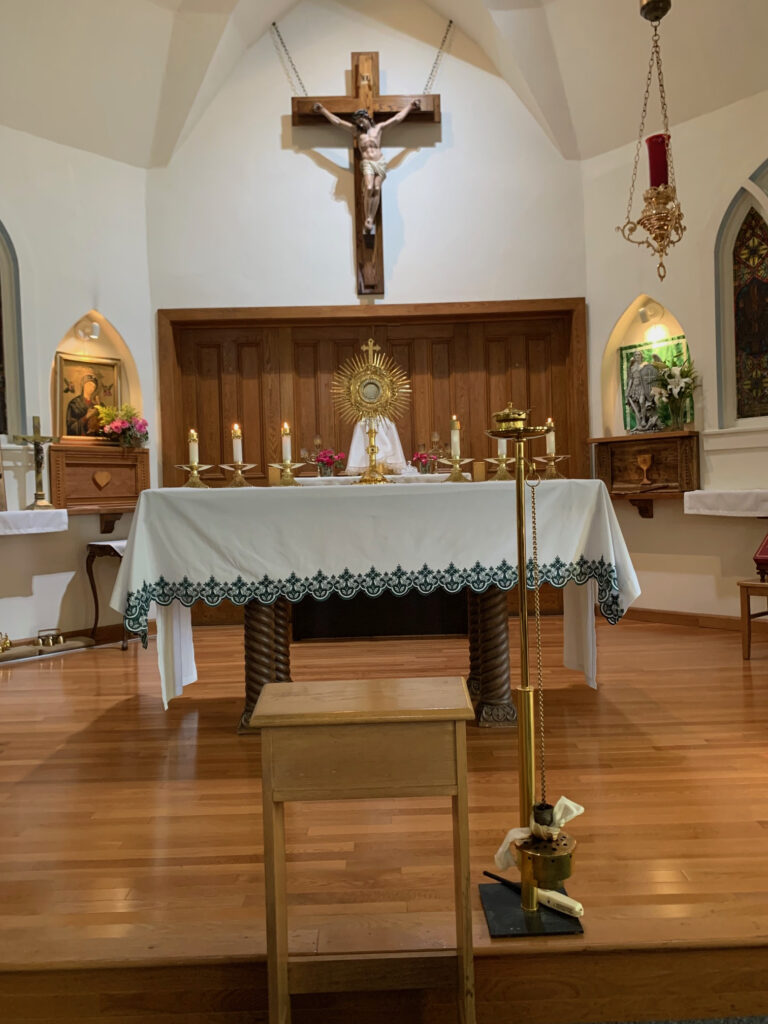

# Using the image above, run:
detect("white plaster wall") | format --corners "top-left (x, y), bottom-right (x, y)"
top-left (146, 0), bottom-right (586, 309)
top-left (0, 124), bottom-right (153, 639)
top-left (583, 89), bottom-right (768, 616)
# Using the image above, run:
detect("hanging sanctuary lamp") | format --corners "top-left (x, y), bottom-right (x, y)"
top-left (617, 0), bottom-right (685, 280)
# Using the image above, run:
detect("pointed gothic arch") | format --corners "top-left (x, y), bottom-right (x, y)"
top-left (0, 217), bottom-right (25, 436)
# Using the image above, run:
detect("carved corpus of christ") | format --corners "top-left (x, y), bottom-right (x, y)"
top-left (291, 52), bottom-right (441, 295)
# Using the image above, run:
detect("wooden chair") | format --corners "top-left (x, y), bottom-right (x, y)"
top-left (738, 579), bottom-right (768, 659)
top-left (250, 675), bottom-right (476, 1024)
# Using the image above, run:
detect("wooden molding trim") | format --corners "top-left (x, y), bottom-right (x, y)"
top-left (623, 605), bottom-right (768, 634)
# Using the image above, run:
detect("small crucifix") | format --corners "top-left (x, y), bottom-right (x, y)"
top-left (12, 416), bottom-right (60, 509)
top-left (292, 52), bottom-right (441, 296)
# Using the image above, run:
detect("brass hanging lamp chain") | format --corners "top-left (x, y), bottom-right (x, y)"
top-left (625, 20), bottom-right (675, 222)
top-left (270, 19), bottom-right (454, 100)
top-left (527, 469), bottom-right (547, 804)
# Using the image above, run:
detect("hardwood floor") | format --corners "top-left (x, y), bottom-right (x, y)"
top-left (0, 618), bottom-right (767, 1022)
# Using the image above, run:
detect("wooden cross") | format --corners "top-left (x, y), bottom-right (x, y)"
top-left (292, 52), bottom-right (441, 296)
top-left (12, 415), bottom-right (59, 509)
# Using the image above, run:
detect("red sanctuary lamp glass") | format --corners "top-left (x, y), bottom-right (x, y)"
top-left (617, 0), bottom-right (685, 280)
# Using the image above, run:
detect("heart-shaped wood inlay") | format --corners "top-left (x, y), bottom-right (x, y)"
top-left (93, 471), bottom-right (112, 490)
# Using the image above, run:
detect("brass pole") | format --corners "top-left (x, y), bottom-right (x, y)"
top-left (515, 436), bottom-right (537, 912)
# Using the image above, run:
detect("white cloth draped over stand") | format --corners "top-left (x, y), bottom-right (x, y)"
top-left (345, 418), bottom-right (407, 474)
top-left (111, 479), bottom-right (640, 708)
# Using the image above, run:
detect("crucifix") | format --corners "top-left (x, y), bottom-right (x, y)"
top-left (12, 416), bottom-right (60, 509)
top-left (292, 52), bottom-right (441, 296)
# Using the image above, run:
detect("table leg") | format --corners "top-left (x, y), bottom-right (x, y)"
top-left (452, 722), bottom-right (476, 1024)
top-left (474, 586), bottom-right (516, 727)
top-left (242, 600), bottom-right (276, 730)
top-left (466, 590), bottom-right (482, 700)
top-left (86, 549), bottom-right (99, 639)
top-left (262, 732), bottom-right (291, 1024)
top-left (740, 586), bottom-right (751, 660)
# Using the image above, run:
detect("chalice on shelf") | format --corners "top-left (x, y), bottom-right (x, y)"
top-left (636, 452), bottom-right (653, 486)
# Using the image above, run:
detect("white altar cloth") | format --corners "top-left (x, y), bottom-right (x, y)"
top-left (111, 480), bottom-right (640, 707)
top-left (297, 473), bottom-right (470, 485)
top-left (0, 509), bottom-right (68, 536)
top-left (684, 490), bottom-right (768, 517)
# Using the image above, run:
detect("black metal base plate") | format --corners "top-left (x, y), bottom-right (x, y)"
top-left (479, 883), bottom-right (584, 937)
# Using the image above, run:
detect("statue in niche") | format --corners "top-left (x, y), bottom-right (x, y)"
top-left (625, 350), bottom-right (662, 432)
top-left (312, 100), bottom-right (421, 234)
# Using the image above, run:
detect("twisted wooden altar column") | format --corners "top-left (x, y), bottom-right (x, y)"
top-left (474, 585), bottom-right (516, 727)
top-left (241, 597), bottom-right (293, 731)
top-left (466, 589), bottom-right (482, 699)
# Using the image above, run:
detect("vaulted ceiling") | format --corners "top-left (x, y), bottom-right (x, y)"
top-left (0, 0), bottom-right (765, 168)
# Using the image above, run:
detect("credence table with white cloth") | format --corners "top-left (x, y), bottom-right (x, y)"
top-left (111, 480), bottom-right (640, 728)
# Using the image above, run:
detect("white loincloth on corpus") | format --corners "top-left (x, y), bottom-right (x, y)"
top-left (345, 418), bottom-right (406, 475)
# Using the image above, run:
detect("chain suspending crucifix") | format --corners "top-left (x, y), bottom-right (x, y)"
top-left (291, 52), bottom-right (441, 296)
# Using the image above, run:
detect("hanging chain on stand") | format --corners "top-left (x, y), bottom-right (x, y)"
top-left (624, 20), bottom-right (674, 225)
top-left (527, 467), bottom-right (547, 804)
top-left (270, 19), bottom-right (454, 99)
top-left (423, 19), bottom-right (454, 94)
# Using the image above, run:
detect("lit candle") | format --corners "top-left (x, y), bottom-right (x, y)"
top-left (232, 423), bottom-right (243, 464)
top-left (450, 415), bottom-right (461, 458)
top-left (281, 422), bottom-right (291, 463)
top-left (646, 133), bottom-right (669, 188)
top-left (188, 428), bottom-right (199, 465)
top-left (545, 418), bottom-right (556, 455)
top-left (497, 437), bottom-right (507, 458)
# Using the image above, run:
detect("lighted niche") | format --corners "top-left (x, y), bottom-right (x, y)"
top-left (600, 294), bottom-right (687, 436)
top-left (50, 311), bottom-right (143, 440)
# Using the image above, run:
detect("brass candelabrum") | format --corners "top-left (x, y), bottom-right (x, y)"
top-left (220, 462), bottom-right (255, 487)
top-left (269, 460), bottom-right (304, 486)
top-left (487, 402), bottom-right (576, 915)
top-left (176, 462), bottom-right (212, 488)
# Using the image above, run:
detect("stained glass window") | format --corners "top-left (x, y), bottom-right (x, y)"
top-left (734, 206), bottom-right (768, 418)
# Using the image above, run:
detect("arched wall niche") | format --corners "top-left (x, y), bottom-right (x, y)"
top-left (49, 310), bottom-right (143, 431)
top-left (0, 216), bottom-right (26, 437)
top-left (600, 294), bottom-right (686, 436)
top-left (713, 184), bottom-right (768, 428)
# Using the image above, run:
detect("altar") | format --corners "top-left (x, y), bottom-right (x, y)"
top-left (111, 479), bottom-right (639, 725)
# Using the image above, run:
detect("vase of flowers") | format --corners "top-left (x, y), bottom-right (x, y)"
top-left (96, 404), bottom-right (149, 448)
top-left (653, 357), bottom-right (698, 431)
top-left (316, 448), bottom-right (345, 476)
top-left (412, 451), bottom-right (438, 474)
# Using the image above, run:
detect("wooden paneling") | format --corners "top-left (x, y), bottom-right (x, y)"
top-left (158, 301), bottom-right (589, 486)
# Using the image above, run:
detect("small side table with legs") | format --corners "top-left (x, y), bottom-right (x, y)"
top-left (250, 675), bottom-right (476, 1024)
top-left (86, 540), bottom-right (128, 648)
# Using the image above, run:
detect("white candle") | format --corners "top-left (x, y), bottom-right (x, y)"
top-left (545, 418), bottom-right (556, 455)
top-left (188, 428), bottom-right (199, 465)
top-left (281, 422), bottom-right (291, 463)
top-left (450, 415), bottom-right (461, 458)
top-left (232, 423), bottom-right (243, 464)
top-left (497, 437), bottom-right (507, 458)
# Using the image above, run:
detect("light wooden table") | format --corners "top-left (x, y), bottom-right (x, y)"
top-left (738, 579), bottom-right (768, 659)
top-left (251, 675), bottom-right (476, 1024)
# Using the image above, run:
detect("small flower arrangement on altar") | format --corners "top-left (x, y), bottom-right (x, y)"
top-left (653, 357), bottom-right (698, 430)
top-left (412, 451), bottom-right (438, 474)
top-left (96, 404), bottom-right (149, 447)
top-left (315, 448), bottom-right (346, 476)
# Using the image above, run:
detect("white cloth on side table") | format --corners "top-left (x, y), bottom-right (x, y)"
top-left (684, 490), bottom-right (768, 517)
top-left (0, 509), bottom-right (68, 535)
top-left (345, 418), bottom-right (407, 474)
top-left (111, 479), bottom-right (640, 708)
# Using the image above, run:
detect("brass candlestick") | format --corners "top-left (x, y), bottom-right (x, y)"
top-left (269, 460), bottom-right (304, 486)
top-left (176, 463), bottom-right (212, 488)
top-left (220, 462), bottom-right (255, 487)
top-left (439, 456), bottom-right (473, 482)
top-left (487, 403), bottom-right (576, 915)
top-left (356, 422), bottom-right (389, 485)
top-left (534, 453), bottom-right (570, 480)
top-left (485, 456), bottom-right (513, 481)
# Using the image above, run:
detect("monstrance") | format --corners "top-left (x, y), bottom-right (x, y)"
top-left (331, 339), bottom-right (411, 484)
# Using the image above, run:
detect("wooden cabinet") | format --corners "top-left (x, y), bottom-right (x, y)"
top-left (588, 431), bottom-right (699, 518)
top-left (49, 443), bottom-right (150, 532)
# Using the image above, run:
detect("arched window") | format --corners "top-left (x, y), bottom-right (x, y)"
top-left (0, 218), bottom-right (25, 436)
top-left (733, 206), bottom-right (768, 418)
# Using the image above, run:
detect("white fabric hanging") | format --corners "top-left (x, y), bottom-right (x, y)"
top-left (345, 418), bottom-right (407, 474)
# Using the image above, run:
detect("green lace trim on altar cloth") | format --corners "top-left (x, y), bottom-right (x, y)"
top-left (123, 556), bottom-right (625, 646)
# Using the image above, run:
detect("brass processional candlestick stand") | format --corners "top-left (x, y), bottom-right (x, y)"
top-left (220, 463), bottom-right (256, 487)
top-left (486, 403), bottom-right (581, 927)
